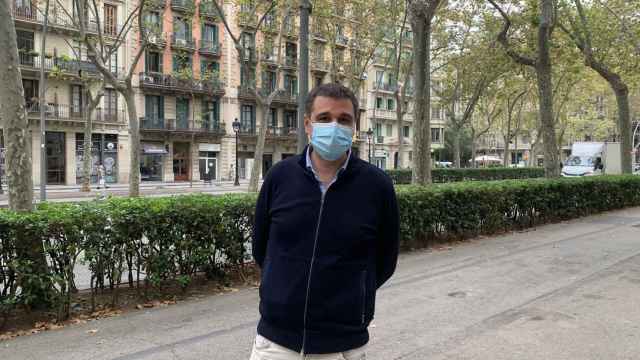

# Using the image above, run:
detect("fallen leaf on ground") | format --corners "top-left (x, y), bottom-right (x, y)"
top-left (87, 329), bottom-right (99, 334)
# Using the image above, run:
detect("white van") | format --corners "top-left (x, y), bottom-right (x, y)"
top-left (562, 142), bottom-right (622, 177)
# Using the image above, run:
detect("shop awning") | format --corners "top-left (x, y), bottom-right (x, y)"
top-left (142, 143), bottom-right (168, 155)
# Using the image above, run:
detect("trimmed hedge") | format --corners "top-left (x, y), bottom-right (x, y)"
top-left (386, 167), bottom-right (545, 184)
top-left (1, 176), bottom-right (640, 323)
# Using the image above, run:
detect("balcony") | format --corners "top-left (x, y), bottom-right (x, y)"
top-left (18, 53), bottom-right (100, 77)
top-left (140, 117), bottom-right (225, 135)
top-left (311, 58), bottom-right (330, 72)
top-left (262, 20), bottom-right (279, 34)
top-left (375, 136), bottom-right (385, 144)
top-left (171, 0), bottom-right (194, 12)
top-left (26, 103), bottom-right (126, 124)
top-left (238, 11), bottom-right (257, 27)
top-left (261, 53), bottom-right (278, 67)
top-left (148, 0), bottom-right (166, 8)
top-left (199, 40), bottom-right (221, 56)
top-left (237, 84), bottom-right (256, 99)
top-left (241, 48), bottom-right (257, 63)
top-left (283, 55), bottom-right (297, 69)
top-left (336, 34), bottom-right (349, 47)
top-left (238, 125), bottom-right (256, 136)
top-left (11, 4), bottom-right (120, 35)
top-left (139, 72), bottom-right (225, 96)
top-left (284, 24), bottom-right (298, 39)
top-left (372, 82), bottom-right (398, 93)
top-left (145, 29), bottom-right (166, 48)
top-left (273, 89), bottom-right (298, 105)
top-left (267, 126), bottom-right (297, 138)
top-left (199, 1), bottom-right (222, 19)
top-left (171, 34), bottom-right (196, 51)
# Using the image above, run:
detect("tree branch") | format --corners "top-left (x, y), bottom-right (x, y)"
top-left (486, 0), bottom-right (536, 67)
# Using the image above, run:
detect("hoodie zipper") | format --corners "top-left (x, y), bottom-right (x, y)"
top-left (300, 190), bottom-right (325, 359)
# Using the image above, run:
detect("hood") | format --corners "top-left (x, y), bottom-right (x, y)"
top-left (562, 165), bottom-right (593, 176)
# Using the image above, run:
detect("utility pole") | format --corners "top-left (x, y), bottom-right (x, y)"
top-left (297, 0), bottom-right (311, 153)
top-left (39, 0), bottom-right (50, 202)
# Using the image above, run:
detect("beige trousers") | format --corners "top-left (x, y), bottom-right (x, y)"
top-left (250, 335), bottom-right (367, 360)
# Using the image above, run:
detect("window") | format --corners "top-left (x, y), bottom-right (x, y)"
top-left (172, 54), bottom-right (192, 72)
top-left (431, 104), bottom-right (441, 120)
top-left (376, 97), bottom-right (383, 109)
top-left (16, 30), bottom-right (34, 51)
top-left (336, 49), bottom-right (344, 66)
top-left (176, 98), bottom-right (189, 129)
top-left (241, 66), bottom-right (255, 86)
top-left (375, 71), bottom-right (384, 87)
top-left (284, 74), bottom-right (297, 96)
top-left (431, 128), bottom-right (442, 143)
top-left (145, 95), bottom-right (164, 122)
top-left (146, 51), bottom-right (161, 72)
top-left (313, 44), bottom-right (324, 61)
top-left (387, 99), bottom-right (395, 111)
top-left (269, 108), bottom-right (278, 127)
top-left (173, 17), bottom-right (191, 40)
top-left (403, 126), bottom-right (410, 138)
top-left (107, 46), bottom-right (118, 73)
top-left (386, 124), bottom-right (392, 137)
top-left (285, 42), bottom-right (297, 64)
top-left (146, 11), bottom-right (160, 28)
top-left (409, 151), bottom-right (413, 162)
top-left (263, 71), bottom-right (276, 92)
top-left (241, 32), bottom-right (254, 50)
top-left (264, 9), bottom-right (276, 28)
top-left (104, 4), bottom-right (117, 36)
top-left (202, 100), bottom-right (219, 127)
top-left (201, 60), bottom-right (219, 76)
top-left (374, 123), bottom-right (382, 137)
top-left (71, 85), bottom-right (83, 115)
top-left (22, 79), bottom-right (38, 106)
top-left (284, 111), bottom-right (297, 128)
top-left (202, 23), bottom-right (218, 44)
top-left (104, 89), bottom-right (117, 120)
top-left (314, 75), bottom-right (323, 88)
top-left (241, 104), bottom-right (255, 131)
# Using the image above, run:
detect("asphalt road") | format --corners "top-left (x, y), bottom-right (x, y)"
top-left (2, 207), bottom-right (640, 360)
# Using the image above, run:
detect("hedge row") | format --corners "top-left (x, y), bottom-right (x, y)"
top-left (386, 167), bottom-right (545, 184)
top-left (1, 176), bottom-right (640, 323)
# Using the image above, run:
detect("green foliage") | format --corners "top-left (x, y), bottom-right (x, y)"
top-left (395, 175), bottom-right (640, 248)
top-left (2, 176), bottom-right (640, 323)
top-left (386, 167), bottom-right (546, 184)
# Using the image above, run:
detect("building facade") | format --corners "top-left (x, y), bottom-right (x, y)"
top-left (8, 0), bottom-right (445, 185)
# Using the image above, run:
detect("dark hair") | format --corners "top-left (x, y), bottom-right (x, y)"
top-left (304, 83), bottom-right (359, 120)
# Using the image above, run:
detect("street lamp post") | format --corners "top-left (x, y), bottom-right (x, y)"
top-left (366, 128), bottom-right (373, 163)
top-left (232, 118), bottom-right (241, 186)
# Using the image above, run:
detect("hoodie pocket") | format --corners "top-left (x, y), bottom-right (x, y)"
top-left (309, 264), bottom-right (368, 327)
top-left (259, 255), bottom-right (309, 329)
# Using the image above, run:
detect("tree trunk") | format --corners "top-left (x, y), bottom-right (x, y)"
top-left (0, 4), bottom-right (34, 211)
top-left (81, 92), bottom-right (102, 192)
top-left (470, 130), bottom-right (477, 168)
top-left (248, 104), bottom-right (269, 193)
top-left (0, 1), bottom-right (52, 306)
top-left (123, 89), bottom-right (140, 196)
top-left (453, 130), bottom-right (461, 168)
top-left (396, 94), bottom-right (404, 168)
top-left (537, 0), bottom-right (560, 177)
top-left (612, 83), bottom-right (632, 174)
top-left (410, 8), bottom-right (432, 184)
top-left (503, 136), bottom-right (511, 167)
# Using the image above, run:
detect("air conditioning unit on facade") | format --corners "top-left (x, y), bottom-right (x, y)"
top-left (149, 34), bottom-right (158, 44)
top-left (176, 38), bottom-right (187, 46)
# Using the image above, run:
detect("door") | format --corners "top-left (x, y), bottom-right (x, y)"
top-left (173, 142), bottom-right (190, 181)
top-left (199, 157), bottom-right (216, 181)
top-left (46, 132), bottom-right (66, 184)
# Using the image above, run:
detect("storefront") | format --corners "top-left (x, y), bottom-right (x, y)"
top-left (75, 133), bottom-right (119, 184)
top-left (198, 143), bottom-right (220, 181)
top-left (173, 142), bottom-right (190, 181)
top-left (141, 142), bottom-right (167, 181)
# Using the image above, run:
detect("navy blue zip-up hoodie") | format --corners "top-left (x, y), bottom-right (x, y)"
top-left (252, 147), bottom-right (400, 354)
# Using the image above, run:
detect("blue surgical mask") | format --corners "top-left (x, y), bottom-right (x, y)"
top-left (311, 122), bottom-right (353, 161)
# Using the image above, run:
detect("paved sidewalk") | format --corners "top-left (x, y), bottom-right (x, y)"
top-left (2, 208), bottom-right (640, 359)
top-left (0, 180), bottom-right (258, 207)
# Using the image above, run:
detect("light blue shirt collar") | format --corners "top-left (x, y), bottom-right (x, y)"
top-left (306, 146), bottom-right (351, 195)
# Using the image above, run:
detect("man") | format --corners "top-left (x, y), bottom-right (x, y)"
top-left (251, 83), bottom-right (400, 359)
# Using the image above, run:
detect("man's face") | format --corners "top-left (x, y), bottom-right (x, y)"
top-left (304, 96), bottom-right (355, 139)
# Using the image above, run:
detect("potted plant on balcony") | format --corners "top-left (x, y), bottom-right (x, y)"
top-left (201, 69), bottom-right (221, 91)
